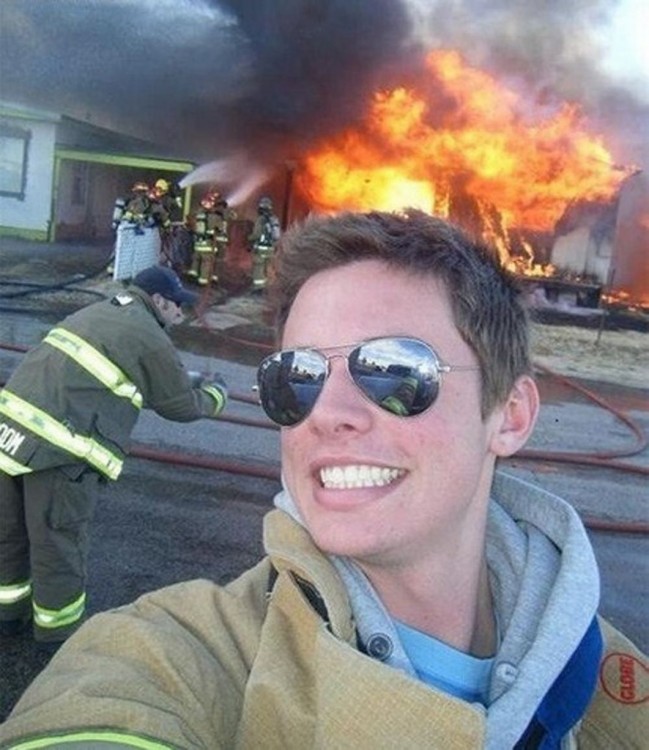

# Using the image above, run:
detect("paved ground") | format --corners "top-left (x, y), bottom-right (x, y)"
top-left (0, 237), bottom-right (647, 721)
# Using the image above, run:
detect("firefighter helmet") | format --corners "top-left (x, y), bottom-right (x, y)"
top-left (154, 179), bottom-right (170, 195)
top-left (200, 194), bottom-right (215, 210)
top-left (132, 181), bottom-right (149, 193)
top-left (258, 196), bottom-right (273, 212)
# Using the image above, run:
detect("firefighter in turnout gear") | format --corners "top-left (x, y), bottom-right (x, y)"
top-left (121, 182), bottom-right (154, 235)
top-left (187, 191), bottom-right (236, 286)
top-left (149, 179), bottom-right (183, 232)
top-left (0, 266), bottom-right (228, 647)
top-left (149, 179), bottom-right (191, 271)
top-left (249, 196), bottom-right (281, 292)
top-left (108, 182), bottom-right (153, 276)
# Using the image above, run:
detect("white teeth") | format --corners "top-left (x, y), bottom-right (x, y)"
top-left (319, 465), bottom-right (405, 490)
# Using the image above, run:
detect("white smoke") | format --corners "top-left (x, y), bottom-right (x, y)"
top-left (179, 152), bottom-right (271, 205)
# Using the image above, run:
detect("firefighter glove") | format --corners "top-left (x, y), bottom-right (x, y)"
top-left (201, 373), bottom-right (228, 416)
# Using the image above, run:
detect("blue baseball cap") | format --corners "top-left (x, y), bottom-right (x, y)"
top-left (133, 266), bottom-right (198, 306)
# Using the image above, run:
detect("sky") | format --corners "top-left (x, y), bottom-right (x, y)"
top-left (601, 0), bottom-right (648, 86)
top-left (1, 0), bottom-right (647, 182)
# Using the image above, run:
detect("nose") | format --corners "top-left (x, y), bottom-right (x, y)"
top-left (306, 357), bottom-right (373, 435)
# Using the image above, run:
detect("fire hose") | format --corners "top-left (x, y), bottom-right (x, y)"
top-left (0, 264), bottom-right (113, 307)
top-left (1, 338), bottom-right (647, 534)
top-left (0, 278), bottom-right (107, 301)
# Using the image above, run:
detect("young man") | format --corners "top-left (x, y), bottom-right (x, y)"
top-left (1, 213), bottom-right (645, 747)
top-left (0, 265), bottom-right (228, 647)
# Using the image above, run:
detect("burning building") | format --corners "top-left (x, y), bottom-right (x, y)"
top-left (5, 3), bottom-right (645, 308)
top-left (290, 50), bottom-right (646, 309)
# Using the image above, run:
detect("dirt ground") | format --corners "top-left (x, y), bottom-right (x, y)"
top-left (0, 236), bottom-right (647, 391)
top-left (530, 322), bottom-right (648, 390)
top-left (211, 294), bottom-right (649, 392)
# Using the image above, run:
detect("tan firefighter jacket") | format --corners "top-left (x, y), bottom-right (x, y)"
top-left (1, 506), bottom-right (647, 749)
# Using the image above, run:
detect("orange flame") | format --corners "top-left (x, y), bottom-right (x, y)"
top-left (298, 50), bottom-right (627, 246)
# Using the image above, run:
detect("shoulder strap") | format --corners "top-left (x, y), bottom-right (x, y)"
top-left (514, 617), bottom-right (603, 749)
top-left (266, 564), bottom-right (331, 628)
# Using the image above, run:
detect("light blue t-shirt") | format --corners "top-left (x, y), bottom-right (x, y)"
top-left (394, 620), bottom-right (494, 705)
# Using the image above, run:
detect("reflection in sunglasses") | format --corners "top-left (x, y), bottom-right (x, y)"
top-left (257, 336), bottom-right (479, 427)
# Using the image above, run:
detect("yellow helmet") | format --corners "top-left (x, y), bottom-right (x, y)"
top-left (155, 179), bottom-right (170, 194)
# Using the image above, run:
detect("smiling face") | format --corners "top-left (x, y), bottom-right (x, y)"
top-left (280, 259), bottom-right (514, 571)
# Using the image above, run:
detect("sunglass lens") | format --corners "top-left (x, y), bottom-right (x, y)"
top-left (349, 337), bottom-right (440, 416)
top-left (258, 349), bottom-right (326, 426)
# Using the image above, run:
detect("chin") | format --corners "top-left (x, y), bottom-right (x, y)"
top-left (305, 513), bottom-right (385, 561)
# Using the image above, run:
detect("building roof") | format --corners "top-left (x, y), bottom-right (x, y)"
top-left (0, 99), bottom-right (193, 163)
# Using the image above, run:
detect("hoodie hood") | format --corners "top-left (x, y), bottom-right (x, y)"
top-left (273, 470), bottom-right (602, 748)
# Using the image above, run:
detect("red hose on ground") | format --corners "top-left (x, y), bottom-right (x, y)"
top-left (0, 342), bottom-right (30, 353)
top-left (129, 444), bottom-right (648, 535)
top-left (1, 340), bottom-right (647, 478)
top-left (532, 362), bottom-right (648, 458)
top-left (230, 351), bottom-right (649, 470)
top-left (1, 338), bottom-right (646, 533)
top-left (131, 443), bottom-right (279, 481)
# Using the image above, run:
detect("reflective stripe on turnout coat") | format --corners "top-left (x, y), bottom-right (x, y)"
top-left (0, 287), bottom-right (217, 478)
top-left (1, 510), bottom-right (647, 749)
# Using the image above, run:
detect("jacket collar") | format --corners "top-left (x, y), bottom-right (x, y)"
top-left (125, 285), bottom-right (167, 327)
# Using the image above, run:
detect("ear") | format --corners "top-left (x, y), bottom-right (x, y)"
top-left (489, 374), bottom-right (540, 457)
top-left (151, 292), bottom-right (165, 309)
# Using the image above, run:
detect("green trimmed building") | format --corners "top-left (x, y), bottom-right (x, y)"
top-left (0, 100), bottom-right (195, 242)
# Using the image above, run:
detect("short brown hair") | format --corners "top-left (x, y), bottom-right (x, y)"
top-left (268, 210), bottom-right (532, 417)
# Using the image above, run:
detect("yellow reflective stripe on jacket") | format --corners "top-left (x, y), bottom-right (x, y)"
top-left (0, 391), bottom-right (123, 480)
top-left (33, 592), bottom-right (86, 630)
top-left (6, 730), bottom-right (176, 749)
top-left (0, 579), bottom-right (32, 604)
top-left (44, 328), bottom-right (143, 408)
top-left (201, 385), bottom-right (226, 415)
top-left (0, 450), bottom-right (32, 475)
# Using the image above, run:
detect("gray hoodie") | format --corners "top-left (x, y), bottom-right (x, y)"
top-left (274, 470), bottom-right (600, 749)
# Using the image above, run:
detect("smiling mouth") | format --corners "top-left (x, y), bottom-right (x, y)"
top-left (319, 465), bottom-right (405, 490)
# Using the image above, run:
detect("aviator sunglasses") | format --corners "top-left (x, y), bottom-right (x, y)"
top-left (256, 336), bottom-right (480, 427)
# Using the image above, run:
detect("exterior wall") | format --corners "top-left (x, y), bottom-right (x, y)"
top-left (1, 102), bottom-right (195, 243)
top-left (56, 160), bottom-right (89, 227)
top-left (551, 227), bottom-right (591, 275)
top-left (54, 162), bottom-right (192, 241)
top-left (610, 172), bottom-right (649, 305)
top-left (550, 217), bottom-right (614, 285)
top-left (92, 164), bottom-right (125, 239)
top-left (55, 160), bottom-right (119, 240)
top-left (584, 236), bottom-right (613, 283)
top-left (0, 116), bottom-right (57, 239)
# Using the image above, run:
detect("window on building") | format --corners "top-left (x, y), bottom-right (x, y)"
top-left (0, 124), bottom-right (30, 199)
